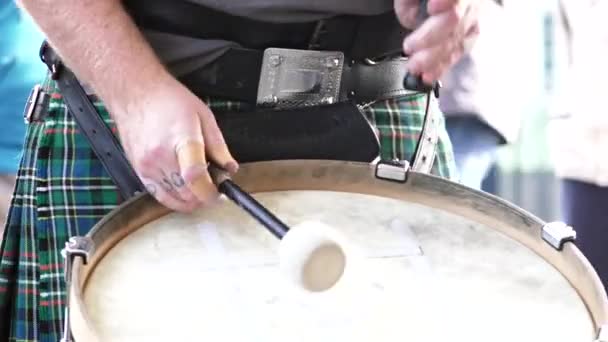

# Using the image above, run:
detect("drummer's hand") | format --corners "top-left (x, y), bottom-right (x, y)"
top-left (115, 75), bottom-right (238, 212)
top-left (394, 0), bottom-right (481, 84)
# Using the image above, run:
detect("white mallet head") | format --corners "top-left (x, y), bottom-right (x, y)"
top-left (278, 221), bottom-right (349, 293)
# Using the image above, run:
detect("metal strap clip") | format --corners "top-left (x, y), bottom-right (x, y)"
top-left (39, 41), bottom-right (63, 80)
top-left (375, 159), bottom-right (410, 183)
top-left (542, 221), bottom-right (576, 251)
top-left (60, 236), bottom-right (94, 342)
top-left (22, 84), bottom-right (50, 124)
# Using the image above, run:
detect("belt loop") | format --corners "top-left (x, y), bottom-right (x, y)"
top-left (308, 16), bottom-right (359, 54)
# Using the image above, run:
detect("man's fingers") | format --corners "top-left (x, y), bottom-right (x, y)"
top-left (176, 139), bottom-right (220, 205)
top-left (422, 58), bottom-right (453, 84)
top-left (135, 142), bottom-right (198, 212)
top-left (161, 169), bottom-right (202, 207)
top-left (403, 10), bottom-right (462, 54)
top-left (406, 40), bottom-right (455, 76)
top-left (196, 106), bottom-right (239, 174)
top-left (394, 0), bottom-right (421, 29)
top-left (403, 1), bottom-right (478, 81)
top-left (141, 176), bottom-right (197, 213)
top-left (428, 0), bottom-right (460, 16)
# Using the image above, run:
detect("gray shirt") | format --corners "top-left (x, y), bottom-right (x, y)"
top-left (139, 0), bottom-right (393, 75)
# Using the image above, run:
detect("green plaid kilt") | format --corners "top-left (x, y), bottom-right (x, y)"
top-left (0, 77), bottom-right (456, 341)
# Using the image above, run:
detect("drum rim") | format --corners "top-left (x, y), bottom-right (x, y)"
top-left (67, 160), bottom-right (608, 341)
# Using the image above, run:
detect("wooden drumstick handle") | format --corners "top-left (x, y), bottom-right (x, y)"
top-left (176, 140), bottom-right (290, 239)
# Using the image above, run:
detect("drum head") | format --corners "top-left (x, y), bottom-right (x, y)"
top-left (83, 190), bottom-right (594, 342)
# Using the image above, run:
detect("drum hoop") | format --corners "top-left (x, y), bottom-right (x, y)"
top-left (67, 160), bottom-right (608, 341)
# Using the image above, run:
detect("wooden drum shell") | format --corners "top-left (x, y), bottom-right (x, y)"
top-left (67, 161), bottom-right (608, 341)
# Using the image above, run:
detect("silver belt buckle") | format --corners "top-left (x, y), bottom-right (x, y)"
top-left (257, 48), bottom-right (345, 108)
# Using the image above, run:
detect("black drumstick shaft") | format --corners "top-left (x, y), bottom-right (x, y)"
top-left (217, 179), bottom-right (290, 239)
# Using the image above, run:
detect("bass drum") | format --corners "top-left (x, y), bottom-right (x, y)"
top-left (66, 161), bottom-right (608, 342)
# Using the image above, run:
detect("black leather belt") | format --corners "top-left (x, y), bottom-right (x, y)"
top-left (179, 47), bottom-right (416, 105)
top-left (123, 1), bottom-right (419, 104)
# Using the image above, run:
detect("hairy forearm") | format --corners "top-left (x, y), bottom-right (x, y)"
top-left (17, 0), bottom-right (172, 118)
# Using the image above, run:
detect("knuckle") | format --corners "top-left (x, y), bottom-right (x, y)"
top-left (423, 72), bottom-right (436, 85)
top-left (135, 155), bottom-right (154, 171)
top-left (181, 164), bottom-right (210, 185)
top-left (445, 8), bottom-right (462, 25)
top-left (144, 182), bottom-right (158, 196)
top-left (408, 55), bottom-right (422, 70)
top-left (136, 145), bottom-right (166, 170)
top-left (156, 192), bottom-right (190, 213)
top-left (413, 51), bottom-right (432, 69)
top-left (147, 144), bottom-right (166, 159)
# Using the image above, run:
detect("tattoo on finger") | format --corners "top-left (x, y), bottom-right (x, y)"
top-left (160, 177), bottom-right (174, 192)
top-left (171, 172), bottom-right (186, 188)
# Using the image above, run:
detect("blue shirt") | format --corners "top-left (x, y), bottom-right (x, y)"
top-left (0, 3), bottom-right (46, 173)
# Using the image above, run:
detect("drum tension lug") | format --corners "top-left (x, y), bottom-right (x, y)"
top-left (375, 159), bottom-right (410, 183)
top-left (61, 236), bottom-right (94, 267)
top-left (60, 236), bottom-right (94, 342)
top-left (541, 222), bottom-right (576, 251)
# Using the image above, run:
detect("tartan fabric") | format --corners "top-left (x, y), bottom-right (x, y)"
top-left (0, 78), bottom-right (456, 341)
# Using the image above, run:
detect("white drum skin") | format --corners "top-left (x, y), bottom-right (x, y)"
top-left (82, 190), bottom-right (595, 342)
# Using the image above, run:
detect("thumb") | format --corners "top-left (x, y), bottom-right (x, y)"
top-left (197, 104), bottom-right (239, 174)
